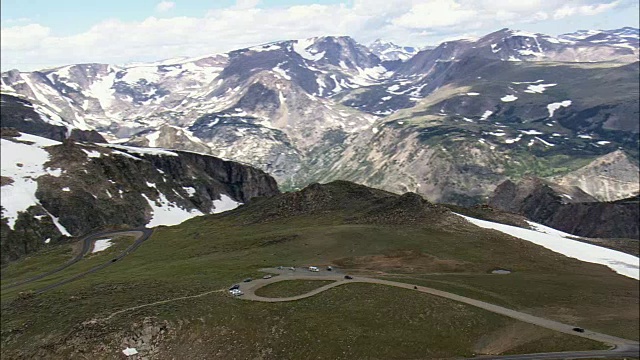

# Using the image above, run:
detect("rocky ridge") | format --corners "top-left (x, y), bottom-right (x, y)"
top-left (488, 177), bottom-right (639, 239)
top-left (0, 130), bottom-right (279, 264)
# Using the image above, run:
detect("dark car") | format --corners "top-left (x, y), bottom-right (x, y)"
top-left (229, 284), bottom-right (240, 290)
top-left (572, 327), bottom-right (585, 333)
top-left (243, 278), bottom-right (252, 282)
top-left (111, 258), bottom-right (118, 263)
top-left (414, 286), bottom-right (418, 290)
top-left (344, 275), bottom-right (353, 280)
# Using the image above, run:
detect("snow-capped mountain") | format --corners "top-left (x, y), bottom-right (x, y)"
top-left (1, 28), bottom-right (638, 203)
top-left (559, 26), bottom-right (639, 50)
top-left (369, 39), bottom-right (419, 61)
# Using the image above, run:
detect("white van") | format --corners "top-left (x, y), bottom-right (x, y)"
top-left (309, 266), bottom-right (319, 272)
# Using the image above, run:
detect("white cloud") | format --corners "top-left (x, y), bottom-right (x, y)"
top-left (155, 1), bottom-right (175, 13)
top-left (553, 1), bottom-right (620, 19)
top-left (1, 24), bottom-right (50, 51)
top-left (234, 0), bottom-right (261, 10)
top-left (0, 0), bottom-right (633, 71)
top-left (393, 1), bottom-right (477, 28)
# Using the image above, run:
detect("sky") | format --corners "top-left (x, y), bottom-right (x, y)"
top-left (1, 0), bottom-right (638, 71)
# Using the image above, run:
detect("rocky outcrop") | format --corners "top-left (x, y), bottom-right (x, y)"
top-left (489, 177), bottom-right (598, 212)
top-left (489, 177), bottom-right (639, 239)
top-left (0, 94), bottom-right (106, 143)
top-left (550, 150), bottom-right (640, 201)
top-left (238, 180), bottom-right (459, 227)
top-left (1, 131), bottom-right (279, 264)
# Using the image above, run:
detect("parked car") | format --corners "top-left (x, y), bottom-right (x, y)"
top-left (263, 274), bottom-right (272, 279)
top-left (277, 266), bottom-right (283, 270)
top-left (344, 275), bottom-right (353, 280)
top-left (327, 266), bottom-right (333, 271)
top-left (289, 267), bottom-right (295, 271)
top-left (309, 266), bottom-right (319, 272)
top-left (243, 278), bottom-right (252, 282)
top-left (229, 289), bottom-right (244, 296)
top-left (572, 327), bottom-right (585, 333)
top-left (229, 284), bottom-right (240, 290)
top-left (414, 286), bottom-right (418, 290)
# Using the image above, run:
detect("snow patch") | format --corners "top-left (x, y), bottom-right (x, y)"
top-left (142, 193), bottom-right (204, 227)
top-left (524, 83), bottom-right (557, 94)
top-left (293, 39), bottom-right (325, 61)
top-left (82, 149), bottom-right (102, 158)
top-left (456, 213), bottom-right (639, 280)
top-left (480, 110), bottom-right (493, 121)
top-left (211, 194), bottom-right (242, 213)
top-left (547, 100), bottom-right (572, 117)
top-left (146, 131), bottom-right (160, 147)
top-left (534, 136), bottom-right (555, 147)
top-left (519, 129), bottom-right (544, 135)
top-left (101, 144), bottom-right (178, 157)
top-left (504, 134), bottom-right (523, 144)
top-left (92, 239), bottom-right (113, 253)
top-left (272, 64), bottom-right (291, 80)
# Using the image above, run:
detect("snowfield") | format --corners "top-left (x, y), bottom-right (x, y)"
top-left (141, 192), bottom-right (241, 227)
top-left (142, 193), bottom-right (204, 227)
top-left (456, 214), bottom-right (640, 280)
top-left (0, 133), bottom-right (67, 232)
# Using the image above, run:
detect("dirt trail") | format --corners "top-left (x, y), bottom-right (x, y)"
top-left (100, 289), bottom-right (224, 322)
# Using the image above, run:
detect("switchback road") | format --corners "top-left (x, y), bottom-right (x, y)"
top-left (1, 228), bottom-right (153, 293)
top-left (236, 268), bottom-right (639, 353)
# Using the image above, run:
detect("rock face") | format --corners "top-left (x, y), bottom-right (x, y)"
top-left (0, 94), bottom-right (106, 142)
top-left (488, 177), bottom-right (639, 239)
top-left (550, 150), bottom-right (640, 201)
top-left (0, 131), bottom-right (279, 264)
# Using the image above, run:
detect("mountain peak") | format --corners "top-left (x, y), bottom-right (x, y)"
top-left (368, 39), bottom-right (418, 61)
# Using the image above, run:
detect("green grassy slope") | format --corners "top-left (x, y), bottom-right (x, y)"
top-left (1, 182), bottom-right (636, 358)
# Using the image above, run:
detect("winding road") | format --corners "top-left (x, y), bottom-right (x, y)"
top-left (236, 268), bottom-right (640, 359)
top-left (3, 233), bottom-right (638, 359)
top-left (1, 228), bottom-right (153, 294)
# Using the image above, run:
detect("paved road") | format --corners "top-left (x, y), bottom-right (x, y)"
top-left (236, 268), bottom-right (640, 351)
top-left (2, 228), bottom-right (153, 294)
top-left (469, 346), bottom-right (640, 359)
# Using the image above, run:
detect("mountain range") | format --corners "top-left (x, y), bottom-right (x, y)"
top-left (1, 27), bottom-right (638, 206)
